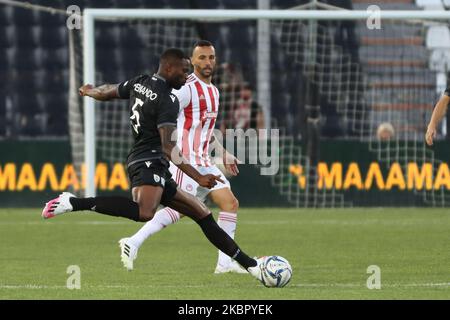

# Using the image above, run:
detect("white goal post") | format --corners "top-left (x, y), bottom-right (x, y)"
top-left (82, 8), bottom-right (450, 197)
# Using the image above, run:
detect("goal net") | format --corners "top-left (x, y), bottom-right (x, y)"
top-left (69, 8), bottom-right (450, 207)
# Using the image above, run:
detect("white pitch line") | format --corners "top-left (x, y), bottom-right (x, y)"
top-left (291, 282), bottom-right (450, 288)
top-left (0, 219), bottom-right (447, 226)
top-left (2, 283), bottom-right (450, 290)
top-left (0, 284), bottom-right (230, 290)
top-left (0, 220), bottom-right (295, 226)
top-left (0, 221), bottom-right (131, 225)
top-left (0, 285), bottom-right (66, 289)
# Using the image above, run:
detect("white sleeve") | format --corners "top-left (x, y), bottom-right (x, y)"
top-left (172, 85), bottom-right (191, 110)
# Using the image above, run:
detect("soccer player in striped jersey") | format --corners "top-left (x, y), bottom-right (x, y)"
top-left (426, 86), bottom-right (450, 146)
top-left (119, 40), bottom-right (246, 274)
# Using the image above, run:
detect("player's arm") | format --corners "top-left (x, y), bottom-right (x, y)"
top-left (210, 132), bottom-right (241, 176)
top-left (159, 125), bottom-right (224, 188)
top-left (79, 84), bottom-right (120, 101)
top-left (172, 85), bottom-right (191, 110)
top-left (425, 91), bottom-right (450, 146)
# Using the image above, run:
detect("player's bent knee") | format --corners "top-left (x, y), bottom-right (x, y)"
top-left (193, 205), bottom-right (210, 220)
top-left (220, 196), bottom-right (239, 213)
top-left (232, 197), bottom-right (239, 212)
top-left (138, 209), bottom-right (156, 222)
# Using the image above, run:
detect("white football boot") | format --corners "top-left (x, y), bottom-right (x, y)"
top-left (119, 238), bottom-right (138, 271)
top-left (214, 260), bottom-right (248, 274)
top-left (42, 192), bottom-right (75, 219)
top-left (247, 256), bottom-right (266, 283)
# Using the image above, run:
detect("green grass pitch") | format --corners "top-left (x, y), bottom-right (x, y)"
top-left (0, 207), bottom-right (449, 299)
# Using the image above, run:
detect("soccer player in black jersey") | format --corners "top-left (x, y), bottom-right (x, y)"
top-left (41, 48), bottom-right (263, 279)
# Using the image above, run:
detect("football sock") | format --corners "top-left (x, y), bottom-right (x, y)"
top-left (216, 212), bottom-right (238, 267)
top-left (69, 196), bottom-right (140, 222)
top-left (196, 214), bottom-right (256, 269)
top-left (128, 207), bottom-right (180, 248)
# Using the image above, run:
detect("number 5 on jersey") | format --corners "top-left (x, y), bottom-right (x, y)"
top-left (130, 98), bottom-right (143, 134)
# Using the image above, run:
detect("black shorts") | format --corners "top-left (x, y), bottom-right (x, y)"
top-left (127, 159), bottom-right (178, 206)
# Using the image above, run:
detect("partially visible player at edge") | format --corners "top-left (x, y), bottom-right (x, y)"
top-left (41, 48), bottom-right (264, 282)
top-left (119, 40), bottom-right (245, 274)
top-left (426, 86), bottom-right (450, 146)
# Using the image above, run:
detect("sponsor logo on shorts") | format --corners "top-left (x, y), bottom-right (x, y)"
top-left (153, 174), bottom-right (166, 187)
top-left (186, 184), bottom-right (193, 192)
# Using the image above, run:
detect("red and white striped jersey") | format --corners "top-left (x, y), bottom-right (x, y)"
top-left (172, 73), bottom-right (219, 167)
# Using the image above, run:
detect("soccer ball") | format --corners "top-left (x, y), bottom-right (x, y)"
top-left (260, 255), bottom-right (292, 288)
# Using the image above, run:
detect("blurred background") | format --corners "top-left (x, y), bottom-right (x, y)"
top-left (1, 0), bottom-right (450, 207)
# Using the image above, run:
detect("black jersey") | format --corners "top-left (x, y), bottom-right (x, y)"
top-left (445, 86), bottom-right (450, 96)
top-left (117, 74), bottom-right (180, 167)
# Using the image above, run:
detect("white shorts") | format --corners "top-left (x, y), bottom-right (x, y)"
top-left (169, 162), bottom-right (231, 202)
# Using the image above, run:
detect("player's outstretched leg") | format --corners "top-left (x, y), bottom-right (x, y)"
top-left (42, 185), bottom-right (163, 222)
top-left (209, 188), bottom-right (246, 274)
top-left (42, 193), bottom-right (141, 221)
top-left (165, 188), bottom-right (262, 281)
top-left (42, 192), bottom-right (76, 219)
top-left (118, 237), bottom-right (139, 271)
top-left (119, 207), bottom-right (181, 270)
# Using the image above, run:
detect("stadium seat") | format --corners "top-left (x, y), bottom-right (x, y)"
top-left (221, 0), bottom-right (249, 9)
top-left (41, 50), bottom-right (60, 71)
top-left (271, 0), bottom-right (308, 9)
top-left (163, 0), bottom-right (191, 8)
top-left (0, 27), bottom-right (11, 48)
top-left (89, 0), bottom-right (114, 7)
top-left (189, 0), bottom-right (220, 9)
top-left (95, 23), bottom-right (115, 47)
top-left (426, 25), bottom-right (450, 71)
top-left (429, 50), bottom-right (450, 71)
top-left (416, 0), bottom-right (431, 7)
top-left (0, 101), bottom-right (5, 136)
top-left (10, 49), bottom-right (37, 71)
top-left (32, 69), bottom-right (48, 92)
top-left (119, 29), bottom-right (143, 49)
top-left (40, 73), bottom-right (64, 94)
top-left (15, 95), bottom-right (40, 123)
top-left (38, 0), bottom-right (64, 7)
top-left (0, 50), bottom-right (8, 73)
top-left (0, 6), bottom-right (11, 26)
top-left (426, 26), bottom-right (450, 49)
top-left (40, 26), bottom-right (65, 48)
top-left (45, 93), bottom-right (68, 135)
top-left (112, 0), bottom-right (142, 8)
top-left (36, 10), bottom-right (64, 28)
top-left (34, 47), bottom-right (48, 69)
top-left (436, 72), bottom-right (448, 94)
top-left (139, 0), bottom-right (166, 8)
top-left (96, 48), bottom-right (114, 73)
top-left (14, 26), bottom-right (37, 48)
top-left (60, 0), bottom-right (86, 8)
top-left (418, 0), bottom-right (445, 10)
top-left (12, 7), bottom-right (35, 26)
